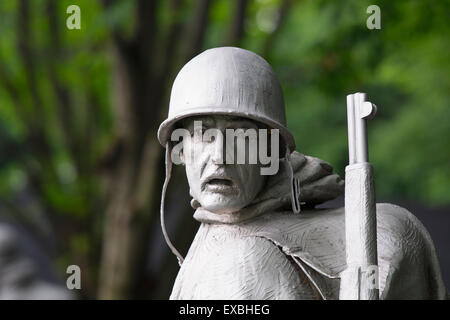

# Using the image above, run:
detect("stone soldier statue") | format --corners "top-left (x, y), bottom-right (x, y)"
top-left (157, 47), bottom-right (447, 300)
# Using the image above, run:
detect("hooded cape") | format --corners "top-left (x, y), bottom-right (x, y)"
top-left (171, 152), bottom-right (447, 299)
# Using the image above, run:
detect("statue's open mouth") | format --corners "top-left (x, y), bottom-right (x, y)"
top-left (202, 175), bottom-right (237, 194)
top-left (207, 178), bottom-right (233, 186)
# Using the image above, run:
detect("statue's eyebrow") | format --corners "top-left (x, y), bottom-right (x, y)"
top-left (201, 116), bottom-right (215, 127)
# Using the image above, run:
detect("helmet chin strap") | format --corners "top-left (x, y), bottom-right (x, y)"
top-left (160, 142), bottom-right (184, 266)
top-left (285, 147), bottom-right (301, 213)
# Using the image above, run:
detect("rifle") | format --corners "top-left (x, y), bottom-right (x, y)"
top-left (340, 92), bottom-right (379, 300)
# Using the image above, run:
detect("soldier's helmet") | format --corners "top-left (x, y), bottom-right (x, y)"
top-left (158, 46), bottom-right (295, 153)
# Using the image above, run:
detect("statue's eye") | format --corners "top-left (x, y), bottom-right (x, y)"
top-left (193, 126), bottom-right (207, 137)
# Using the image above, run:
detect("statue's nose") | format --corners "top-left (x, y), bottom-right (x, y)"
top-left (211, 130), bottom-right (225, 165)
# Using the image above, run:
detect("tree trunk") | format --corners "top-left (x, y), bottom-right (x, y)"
top-left (97, 40), bottom-right (163, 298)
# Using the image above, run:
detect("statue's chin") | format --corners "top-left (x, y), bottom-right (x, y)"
top-left (200, 196), bottom-right (247, 215)
top-left (201, 203), bottom-right (243, 215)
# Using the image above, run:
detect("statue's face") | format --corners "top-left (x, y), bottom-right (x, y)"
top-left (180, 115), bottom-right (267, 214)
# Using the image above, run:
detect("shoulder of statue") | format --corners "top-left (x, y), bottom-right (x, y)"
top-left (375, 203), bottom-right (429, 248)
top-left (375, 203), bottom-right (447, 299)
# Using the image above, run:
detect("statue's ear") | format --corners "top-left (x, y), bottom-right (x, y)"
top-left (178, 143), bottom-right (185, 165)
top-left (171, 141), bottom-right (185, 165)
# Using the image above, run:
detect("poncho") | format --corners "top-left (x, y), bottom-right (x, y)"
top-left (170, 152), bottom-right (447, 299)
